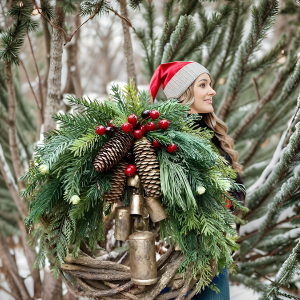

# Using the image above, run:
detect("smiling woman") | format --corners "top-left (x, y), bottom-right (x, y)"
top-left (179, 73), bottom-right (216, 114)
top-left (150, 61), bottom-right (245, 300)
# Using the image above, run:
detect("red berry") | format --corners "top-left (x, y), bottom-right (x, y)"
top-left (152, 140), bottom-right (160, 148)
top-left (108, 120), bottom-right (114, 128)
top-left (96, 125), bottom-right (106, 136)
top-left (122, 122), bottom-right (133, 133)
top-left (150, 110), bottom-right (160, 120)
top-left (125, 164), bottom-right (136, 176)
top-left (128, 114), bottom-right (138, 125)
top-left (134, 130), bottom-right (143, 139)
top-left (159, 119), bottom-right (170, 130)
top-left (140, 125), bottom-right (147, 134)
top-left (167, 143), bottom-right (177, 153)
top-left (225, 199), bottom-right (231, 209)
top-left (146, 122), bottom-right (156, 131)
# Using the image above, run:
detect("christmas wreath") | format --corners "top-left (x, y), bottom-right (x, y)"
top-left (22, 80), bottom-right (245, 299)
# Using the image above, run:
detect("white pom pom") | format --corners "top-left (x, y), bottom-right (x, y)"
top-left (70, 195), bottom-right (80, 204)
top-left (39, 164), bottom-right (49, 175)
top-left (197, 186), bottom-right (206, 195)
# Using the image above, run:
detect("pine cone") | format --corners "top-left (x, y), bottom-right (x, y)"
top-left (133, 137), bottom-right (161, 197)
top-left (94, 131), bottom-right (134, 173)
top-left (103, 159), bottom-right (128, 203)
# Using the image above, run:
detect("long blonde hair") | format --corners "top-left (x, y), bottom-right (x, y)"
top-left (179, 82), bottom-right (243, 173)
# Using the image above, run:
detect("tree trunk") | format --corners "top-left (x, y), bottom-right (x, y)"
top-left (42, 270), bottom-right (63, 300)
top-left (44, 4), bottom-right (65, 132)
top-left (119, 0), bottom-right (137, 88)
top-left (4, 61), bottom-right (25, 190)
top-left (42, 15), bottom-right (51, 109)
top-left (0, 232), bottom-right (32, 300)
top-left (63, 15), bottom-right (83, 98)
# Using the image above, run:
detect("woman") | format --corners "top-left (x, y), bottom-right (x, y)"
top-left (149, 61), bottom-right (244, 300)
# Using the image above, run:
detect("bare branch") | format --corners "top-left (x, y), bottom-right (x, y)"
top-left (19, 60), bottom-right (43, 121)
top-left (0, 144), bottom-right (28, 220)
top-left (253, 77), bottom-right (260, 102)
top-left (26, 31), bottom-right (45, 117)
top-left (108, 7), bottom-right (136, 32)
top-left (4, 61), bottom-right (25, 190)
top-left (232, 73), bottom-right (282, 141)
top-left (0, 281), bottom-right (22, 299)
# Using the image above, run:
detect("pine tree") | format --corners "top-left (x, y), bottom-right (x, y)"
top-left (136, 0), bottom-right (300, 298)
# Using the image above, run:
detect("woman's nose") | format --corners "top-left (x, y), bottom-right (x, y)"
top-left (208, 87), bottom-right (216, 96)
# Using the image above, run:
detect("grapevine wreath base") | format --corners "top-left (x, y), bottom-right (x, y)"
top-left (60, 245), bottom-right (217, 300)
top-left (23, 81), bottom-right (244, 300)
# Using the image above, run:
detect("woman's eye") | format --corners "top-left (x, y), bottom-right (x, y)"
top-left (200, 83), bottom-right (205, 88)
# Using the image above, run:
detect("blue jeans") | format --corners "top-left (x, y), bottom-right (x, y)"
top-left (192, 270), bottom-right (230, 300)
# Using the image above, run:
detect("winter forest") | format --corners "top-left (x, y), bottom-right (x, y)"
top-left (1, 0), bottom-right (300, 299)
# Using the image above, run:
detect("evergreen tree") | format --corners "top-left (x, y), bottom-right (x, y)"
top-left (136, 0), bottom-right (300, 298)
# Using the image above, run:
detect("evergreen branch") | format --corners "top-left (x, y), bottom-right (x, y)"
top-left (246, 99), bottom-right (300, 214)
top-left (231, 72), bottom-right (282, 140)
top-left (241, 58), bottom-right (300, 167)
top-left (217, 0), bottom-right (279, 121)
top-left (238, 212), bottom-right (300, 243)
top-left (261, 241), bottom-right (300, 299)
top-left (246, 34), bottom-right (286, 72)
top-left (161, 15), bottom-right (193, 63)
top-left (250, 167), bottom-right (300, 249)
top-left (155, 22), bottom-right (169, 68)
top-left (175, 3), bottom-right (232, 61)
top-left (128, 0), bottom-right (143, 10)
top-left (211, 2), bottom-right (248, 85)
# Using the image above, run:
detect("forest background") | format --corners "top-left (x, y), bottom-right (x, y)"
top-left (1, 0), bottom-right (300, 299)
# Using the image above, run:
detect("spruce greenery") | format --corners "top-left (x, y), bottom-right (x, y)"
top-left (23, 81), bottom-right (245, 284)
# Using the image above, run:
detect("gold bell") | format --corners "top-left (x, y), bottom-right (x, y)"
top-left (129, 187), bottom-right (144, 216)
top-left (114, 207), bottom-right (132, 241)
top-left (133, 207), bottom-right (149, 232)
top-left (127, 174), bottom-right (141, 189)
top-left (129, 231), bottom-right (158, 285)
top-left (145, 197), bottom-right (168, 223)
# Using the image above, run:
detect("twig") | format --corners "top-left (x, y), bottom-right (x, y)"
top-left (33, 1), bottom-right (135, 46)
top-left (108, 7), bottom-right (136, 32)
top-left (0, 115), bottom-right (10, 126)
top-left (175, 265), bottom-right (193, 300)
top-left (252, 77), bottom-right (260, 101)
top-left (38, 9), bottom-right (69, 43)
top-left (0, 284), bottom-right (21, 299)
top-left (238, 213), bottom-right (300, 243)
top-left (19, 60), bottom-right (43, 119)
top-left (232, 73), bottom-right (282, 140)
top-left (26, 31), bottom-right (44, 118)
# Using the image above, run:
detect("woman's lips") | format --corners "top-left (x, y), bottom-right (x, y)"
top-left (204, 98), bottom-right (212, 104)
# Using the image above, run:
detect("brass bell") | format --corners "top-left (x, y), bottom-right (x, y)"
top-left (129, 187), bottom-right (144, 216)
top-left (145, 197), bottom-right (168, 223)
top-left (114, 206), bottom-right (132, 241)
top-left (133, 207), bottom-right (149, 232)
top-left (127, 174), bottom-right (141, 189)
top-left (129, 231), bottom-right (158, 285)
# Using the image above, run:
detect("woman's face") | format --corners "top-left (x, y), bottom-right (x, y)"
top-left (189, 73), bottom-right (216, 114)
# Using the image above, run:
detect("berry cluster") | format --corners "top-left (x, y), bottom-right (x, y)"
top-left (95, 120), bottom-right (115, 136)
top-left (121, 110), bottom-right (170, 140)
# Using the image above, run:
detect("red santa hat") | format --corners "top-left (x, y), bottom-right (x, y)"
top-left (150, 61), bottom-right (210, 101)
